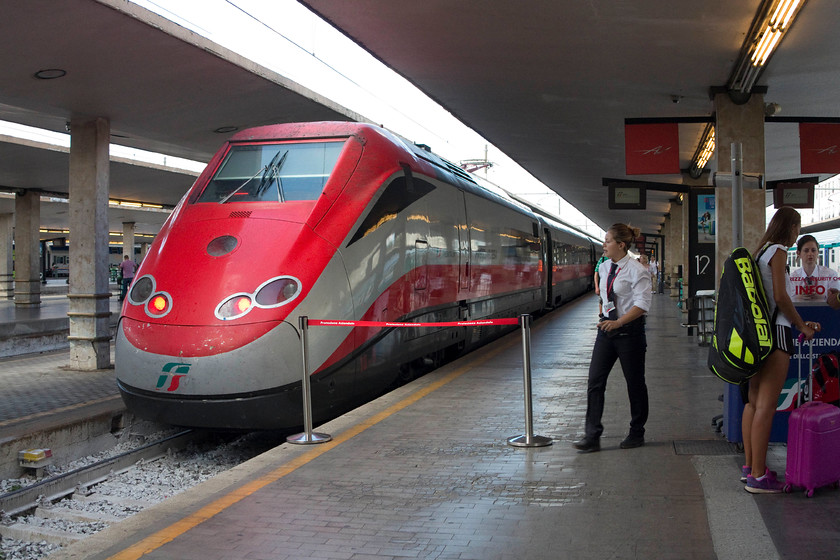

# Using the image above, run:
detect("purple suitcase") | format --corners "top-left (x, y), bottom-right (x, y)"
top-left (784, 339), bottom-right (840, 497)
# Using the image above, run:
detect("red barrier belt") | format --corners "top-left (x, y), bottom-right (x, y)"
top-left (308, 318), bottom-right (520, 328)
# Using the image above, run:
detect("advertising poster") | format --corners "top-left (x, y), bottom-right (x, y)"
top-left (697, 194), bottom-right (715, 244)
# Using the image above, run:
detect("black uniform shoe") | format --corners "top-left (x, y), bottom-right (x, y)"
top-left (620, 434), bottom-right (645, 449)
top-left (572, 437), bottom-right (600, 453)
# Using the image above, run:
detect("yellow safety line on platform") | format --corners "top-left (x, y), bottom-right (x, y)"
top-left (108, 338), bottom-right (516, 560)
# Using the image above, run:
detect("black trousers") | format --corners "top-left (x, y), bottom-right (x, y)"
top-left (584, 322), bottom-right (648, 440)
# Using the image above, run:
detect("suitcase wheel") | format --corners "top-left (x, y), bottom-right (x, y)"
top-left (806, 489), bottom-right (814, 498)
top-left (784, 484), bottom-right (792, 494)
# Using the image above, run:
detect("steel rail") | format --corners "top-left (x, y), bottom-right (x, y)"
top-left (0, 430), bottom-right (196, 517)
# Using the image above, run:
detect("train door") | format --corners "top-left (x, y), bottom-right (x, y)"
top-left (457, 191), bottom-right (470, 297)
top-left (543, 228), bottom-right (554, 308)
top-left (405, 179), bottom-right (430, 309)
top-left (411, 239), bottom-right (428, 291)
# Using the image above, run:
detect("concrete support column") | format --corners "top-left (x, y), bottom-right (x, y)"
top-left (713, 92), bottom-right (767, 285)
top-left (664, 200), bottom-right (686, 296)
top-left (122, 222), bottom-right (135, 260)
top-left (14, 191), bottom-right (41, 306)
top-left (140, 242), bottom-right (149, 264)
top-left (0, 213), bottom-right (13, 299)
top-left (68, 117), bottom-right (112, 370)
top-left (679, 196), bottom-right (690, 295)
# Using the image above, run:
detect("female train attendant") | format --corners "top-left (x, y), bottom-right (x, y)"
top-left (789, 234), bottom-right (840, 300)
top-left (573, 223), bottom-right (652, 453)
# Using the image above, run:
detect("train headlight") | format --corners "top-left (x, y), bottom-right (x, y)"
top-left (255, 276), bottom-right (301, 307)
top-left (128, 275), bottom-right (155, 304)
top-left (146, 292), bottom-right (173, 318)
top-left (126, 275), bottom-right (173, 318)
top-left (214, 276), bottom-right (302, 321)
top-left (235, 296), bottom-right (252, 313)
top-left (216, 294), bottom-right (254, 320)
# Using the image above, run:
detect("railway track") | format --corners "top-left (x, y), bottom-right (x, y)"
top-left (0, 429), bottom-right (277, 559)
top-left (0, 430), bottom-right (197, 518)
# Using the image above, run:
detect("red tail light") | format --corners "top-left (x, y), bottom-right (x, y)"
top-left (147, 294), bottom-right (171, 316)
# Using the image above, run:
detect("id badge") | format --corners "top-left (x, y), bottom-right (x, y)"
top-left (603, 300), bottom-right (616, 315)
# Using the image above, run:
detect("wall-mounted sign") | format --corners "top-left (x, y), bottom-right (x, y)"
top-left (688, 188), bottom-right (716, 334)
top-left (625, 123), bottom-right (680, 175)
top-left (608, 184), bottom-right (647, 210)
top-left (799, 123), bottom-right (840, 173)
top-left (773, 181), bottom-right (815, 209)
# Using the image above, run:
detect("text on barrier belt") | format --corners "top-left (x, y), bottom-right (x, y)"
top-left (307, 318), bottom-right (520, 328)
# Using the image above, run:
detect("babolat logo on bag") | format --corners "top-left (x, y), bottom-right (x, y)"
top-left (708, 247), bottom-right (774, 384)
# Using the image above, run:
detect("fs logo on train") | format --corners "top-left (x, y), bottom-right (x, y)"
top-left (156, 362), bottom-right (191, 392)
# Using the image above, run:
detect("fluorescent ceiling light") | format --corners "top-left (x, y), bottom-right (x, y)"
top-left (729, 0), bottom-right (806, 93)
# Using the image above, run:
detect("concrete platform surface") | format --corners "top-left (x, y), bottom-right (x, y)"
top-left (2, 293), bottom-right (838, 560)
top-left (0, 280), bottom-right (122, 357)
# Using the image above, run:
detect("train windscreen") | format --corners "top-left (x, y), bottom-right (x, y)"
top-left (197, 141), bottom-right (345, 203)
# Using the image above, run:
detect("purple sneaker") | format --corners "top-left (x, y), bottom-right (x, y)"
top-left (740, 465), bottom-right (777, 483)
top-left (745, 468), bottom-right (784, 494)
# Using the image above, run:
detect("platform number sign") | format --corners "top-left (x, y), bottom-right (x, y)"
top-left (688, 188), bottom-right (716, 330)
top-left (695, 254), bottom-right (711, 276)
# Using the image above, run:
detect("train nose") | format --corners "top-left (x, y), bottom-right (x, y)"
top-left (115, 318), bottom-right (303, 395)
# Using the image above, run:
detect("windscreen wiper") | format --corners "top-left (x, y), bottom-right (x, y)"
top-left (218, 166), bottom-right (267, 204)
top-left (255, 150), bottom-right (289, 202)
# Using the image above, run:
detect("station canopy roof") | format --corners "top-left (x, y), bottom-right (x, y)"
top-left (1, 0), bottom-right (838, 239)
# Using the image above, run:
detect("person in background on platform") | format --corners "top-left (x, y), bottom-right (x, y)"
top-left (639, 255), bottom-right (650, 293)
top-left (594, 249), bottom-right (609, 317)
top-left (573, 223), bottom-right (651, 453)
top-left (789, 235), bottom-right (840, 300)
top-left (743, 207), bottom-right (819, 493)
top-left (648, 256), bottom-right (659, 294)
top-left (119, 254), bottom-right (137, 302)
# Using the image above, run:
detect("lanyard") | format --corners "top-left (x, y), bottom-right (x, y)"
top-left (606, 266), bottom-right (622, 298)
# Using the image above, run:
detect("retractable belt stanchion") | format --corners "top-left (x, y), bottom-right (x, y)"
top-left (287, 316), bottom-right (332, 445)
top-left (507, 314), bottom-right (552, 448)
top-left (288, 314), bottom-right (545, 446)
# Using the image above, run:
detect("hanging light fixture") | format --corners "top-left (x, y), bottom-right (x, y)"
top-left (728, 0), bottom-right (807, 94)
top-left (689, 124), bottom-right (716, 179)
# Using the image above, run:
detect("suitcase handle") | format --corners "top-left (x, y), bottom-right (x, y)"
top-left (797, 334), bottom-right (814, 406)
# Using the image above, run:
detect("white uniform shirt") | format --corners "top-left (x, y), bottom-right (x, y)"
top-left (790, 263), bottom-right (840, 299)
top-left (598, 254), bottom-right (652, 317)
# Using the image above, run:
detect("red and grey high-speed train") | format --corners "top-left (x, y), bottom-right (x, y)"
top-left (116, 122), bottom-right (597, 430)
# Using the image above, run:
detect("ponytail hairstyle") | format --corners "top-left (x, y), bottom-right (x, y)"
top-left (754, 206), bottom-right (801, 256)
top-left (608, 223), bottom-right (640, 254)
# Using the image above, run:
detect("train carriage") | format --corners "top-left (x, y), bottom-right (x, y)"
top-left (116, 122), bottom-right (596, 430)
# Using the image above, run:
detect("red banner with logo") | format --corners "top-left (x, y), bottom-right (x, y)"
top-left (799, 123), bottom-right (840, 173)
top-left (625, 123), bottom-right (680, 175)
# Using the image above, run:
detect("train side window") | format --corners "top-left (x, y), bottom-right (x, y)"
top-left (346, 176), bottom-right (436, 246)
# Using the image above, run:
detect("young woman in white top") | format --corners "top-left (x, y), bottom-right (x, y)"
top-left (573, 223), bottom-right (651, 453)
top-left (790, 234), bottom-right (840, 300)
top-left (743, 207), bottom-right (819, 493)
